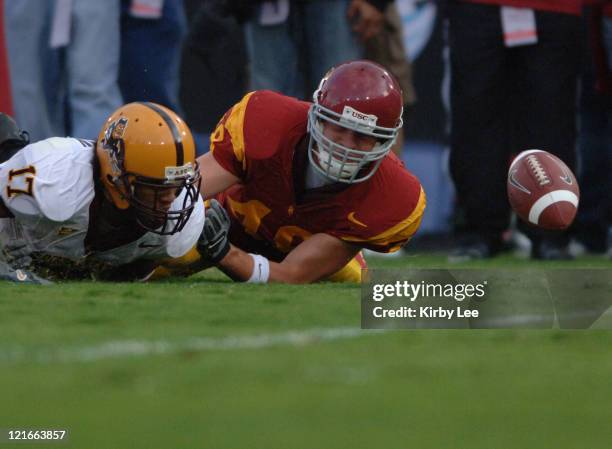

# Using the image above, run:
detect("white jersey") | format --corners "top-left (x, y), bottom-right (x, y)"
top-left (0, 137), bottom-right (204, 266)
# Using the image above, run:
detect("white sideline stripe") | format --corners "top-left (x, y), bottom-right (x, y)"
top-left (2, 311), bottom-right (607, 365)
top-left (528, 190), bottom-right (579, 225)
top-left (0, 327), bottom-right (385, 364)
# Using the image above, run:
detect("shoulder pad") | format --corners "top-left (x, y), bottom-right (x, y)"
top-left (1, 138), bottom-right (95, 222)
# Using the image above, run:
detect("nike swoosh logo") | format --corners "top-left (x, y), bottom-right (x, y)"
top-left (348, 212), bottom-right (368, 228)
top-left (138, 242), bottom-right (162, 249)
top-left (559, 167), bottom-right (573, 185)
top-left (508, 168), bottom-right (531, 195)
top-left (546, 154), bottom-right (573, 185)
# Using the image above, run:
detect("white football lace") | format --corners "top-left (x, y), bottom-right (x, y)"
top-left (526, 155), bottom-right (551, 186)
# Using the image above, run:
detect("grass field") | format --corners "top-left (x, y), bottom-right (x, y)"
top-left (1, 253), bottom-right (611, 448)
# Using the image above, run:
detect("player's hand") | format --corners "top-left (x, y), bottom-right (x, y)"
top-left (347, 0), bottom-right (385, 41)
top-left (0, 260), bottom-right (52, 284)
top-left (197, 199), bottom-right (231, 264)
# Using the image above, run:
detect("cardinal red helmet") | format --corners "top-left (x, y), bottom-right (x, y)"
top-left (308, 60), bottom-right (403, 183)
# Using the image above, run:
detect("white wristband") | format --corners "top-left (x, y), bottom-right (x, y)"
top-left (247, 254), bottom-right (270, 283)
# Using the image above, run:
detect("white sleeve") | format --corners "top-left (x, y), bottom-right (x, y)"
top-left (166, 194), bottom-right (205, 258)
top-left (0, 138), bottom-right (95, 222)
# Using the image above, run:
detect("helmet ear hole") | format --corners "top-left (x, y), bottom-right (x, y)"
top-left (105, 173), bottom-right (129, 200)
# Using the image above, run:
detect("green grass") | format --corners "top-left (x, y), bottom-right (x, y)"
top-left (0, 254), bottom-right (611, 448)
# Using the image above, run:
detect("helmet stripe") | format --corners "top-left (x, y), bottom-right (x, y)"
top-left (140, 102), bottom-right (184, 166)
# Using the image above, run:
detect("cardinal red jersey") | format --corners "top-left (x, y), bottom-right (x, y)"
top-left (210, 90), bottom-right (426, 262)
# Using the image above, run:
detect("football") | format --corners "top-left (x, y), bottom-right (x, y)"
top-left (507, 149), bottom-right (580, 230)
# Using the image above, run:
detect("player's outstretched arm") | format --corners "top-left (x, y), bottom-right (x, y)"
top-left (219, 234), bottom-right (360, 284)
top-left (197, 152), bottom-right (240, 199)
top-left (196, 200), bottom-right (360, 283)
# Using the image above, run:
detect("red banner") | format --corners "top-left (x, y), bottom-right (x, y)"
top-left (0, 0), bottom-right (14, 114)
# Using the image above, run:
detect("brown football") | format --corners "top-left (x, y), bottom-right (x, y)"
top-left (507, 149), bottom-right (580, 230)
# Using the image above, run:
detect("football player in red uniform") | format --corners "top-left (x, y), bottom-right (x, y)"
top-left (162, 60), bottom-right (425, 283)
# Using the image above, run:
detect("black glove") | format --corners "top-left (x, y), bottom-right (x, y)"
top-left (198, 199), bottom-right (231, 264)
top-left (0, 260), bottom-right (52, 284)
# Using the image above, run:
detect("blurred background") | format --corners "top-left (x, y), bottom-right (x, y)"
top-left (0, 0), bottom-right (610, 261)
top-left (1, 5), bottom-right (611, 445)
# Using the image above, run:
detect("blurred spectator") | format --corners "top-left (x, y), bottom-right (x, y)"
top-left (447, 0), bottom-right (583, 261)
top-left (362, 0), bottom-right (417, 156)
top-left (180, 0), bottom-right (249, 155)
top-left (606, 2), bottom-right (612, 63)
top-left (47, 0), bottom-right (123, 139)
top-left (3, 1), bottom-right (55, 141)
top-left (119, 0), bottom-right (187, 112)
top-left (574, 1), bottom-right (612, 255)
top-left (244, 0), bottom-right (392, 99)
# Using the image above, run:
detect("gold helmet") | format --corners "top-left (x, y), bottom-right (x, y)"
top-left (96, 102), bottom-right (201, 235)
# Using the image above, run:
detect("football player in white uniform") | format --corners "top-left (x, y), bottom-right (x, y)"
top-left (0, 103), bottom-right (204, 283)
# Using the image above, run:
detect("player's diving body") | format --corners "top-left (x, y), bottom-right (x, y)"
top-left (0, 104), bottom-right (204, 283)
top-left (164, 60), bottom-right (426, 284)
